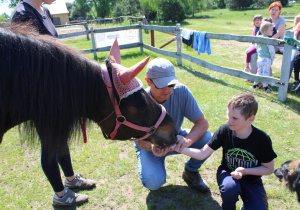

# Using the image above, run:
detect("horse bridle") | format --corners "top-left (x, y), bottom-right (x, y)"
top-left (99, 64), bottom-right (166, 141)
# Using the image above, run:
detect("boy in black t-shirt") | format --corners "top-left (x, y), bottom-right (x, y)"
top-left (172, 92), bottom-right (277, 210)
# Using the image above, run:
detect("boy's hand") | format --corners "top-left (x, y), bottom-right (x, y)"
top-left (170, 135), bottom-right (192, 153)
top-left (230, 167), bottom-right (245, 180)
top-left (152, 145), bottom-right (172, 157)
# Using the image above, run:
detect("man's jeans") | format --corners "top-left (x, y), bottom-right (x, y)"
top-left (134, 130), bottom-right (212, 190)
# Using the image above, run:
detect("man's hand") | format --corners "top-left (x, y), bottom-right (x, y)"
top-left (230, 167), bottom-right (245, 180)
top-left (171, 135), bottom-right (192, 153)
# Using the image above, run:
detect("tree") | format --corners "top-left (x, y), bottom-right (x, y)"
top-left (224, 0), bottom-right (253, 10)
top-left (216, 0), bottom-right (226, 8)
top-left (0, 13), bottom-right (8, 22)
top-left (160, 0), bottom-right (185, 22)
top-left (70, 0), bottom-right (92, 19)
top-left (281, 0), bottom-right (289, 6)
top-left (91, 0), bottom-right (118, 18)
top-left (66, 2), bottom-right (73, 11)
top-left (123, 0), bottom-right (141, 16)
top-left (140, 0), bottom-right (158, 20)
top-left (113, 3), bottom-right (125, 17)
top-left (8, 0), bottom-right (18, 8)
top-left (180, 0), bottom-right (205, 17)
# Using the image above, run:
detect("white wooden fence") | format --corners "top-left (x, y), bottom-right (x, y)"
top-left (58, 23), bottom-right (293, 102)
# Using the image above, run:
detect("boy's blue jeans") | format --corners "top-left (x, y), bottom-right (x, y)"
top-left (134, 130), bottom-right (212, 190)
top-left (217, 165), bottom-right (268, 210)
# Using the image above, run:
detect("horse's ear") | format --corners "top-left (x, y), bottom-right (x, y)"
top-left (109, 38), bottom-right (121, 64)
top-left (119, 56), bottom-right (150, 85)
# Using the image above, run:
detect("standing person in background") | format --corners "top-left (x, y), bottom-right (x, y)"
top-left (291, 21), bottom-right (300, 91)
top-left (268, 1), bottom-right (286, 53)
top-left (244, 14), bottom-right (262, 74)
top-left (253, 21), bottom-right (275, 93)
top-left (289, 15), bottom-right (300, 81)
top-left (11, 0), bottom-right (96, 207)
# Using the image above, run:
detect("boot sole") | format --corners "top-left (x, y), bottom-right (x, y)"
top-left (53, 199), bottom-right (87, 207)
top-left (182, 173), bottom-right (210, 193)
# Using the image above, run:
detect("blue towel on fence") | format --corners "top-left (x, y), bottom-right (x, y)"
top-left (193, 31), bottom-right (211, 55)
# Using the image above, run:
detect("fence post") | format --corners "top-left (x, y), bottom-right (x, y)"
top-left (151, 30), bottom-right (155, 47)
top-left (138, 22), bottom-right (143, 53)
top-left (175, 23), bottom-right (182, 66)
top-left (83, 22), bottom-right (90, 40)
top-left (278, 30), bottom-right (293, 102)
top-left (90, 27), bottom-right (97, 60)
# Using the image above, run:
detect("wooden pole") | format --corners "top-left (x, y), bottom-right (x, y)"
top-left (90, 27), bottom-right (97, 60)
top-left (278, 30), bottom-right (293, 102)
top-left (151, 30), bottom-right (155, 47)
top-left (139, 22), bottom-right (143, 53)
top-left (175, 23), bottom-right (182, 66)
top-left (83, 22), bottom-right (89, 40)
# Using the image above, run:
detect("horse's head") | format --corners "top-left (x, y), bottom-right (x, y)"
top-left (99, 39), bottom-right (177, 148)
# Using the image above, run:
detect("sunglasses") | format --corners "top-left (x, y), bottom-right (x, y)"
top-left (150, 79), bottom-right (175, 89)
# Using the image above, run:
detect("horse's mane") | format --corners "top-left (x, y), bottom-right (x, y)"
top-left (0, 24), bottom-right (105, 154)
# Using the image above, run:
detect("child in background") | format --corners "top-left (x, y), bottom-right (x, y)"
top-left (171, 92), bottom-right (277, 210)
top-left (293, 15), bottom-right (300, 29)
top-left (291, 19), bottom-right (300, 91)
top-left (261, 17), bottom-right (277, 37)
top-left (253, 21), bottom-right (275, 93)
top-left (259, 17), bottom-right (277, 78)
top-left (244, 15), bottom-right (263, 73)
top-left (288, 15), bottom-right (300, 81)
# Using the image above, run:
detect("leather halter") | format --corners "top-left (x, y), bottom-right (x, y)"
top-left (100, 64), bottom-right (166, 141)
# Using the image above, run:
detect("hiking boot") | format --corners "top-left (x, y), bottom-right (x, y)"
top-left (52, 187), bottom-right (88, 207)
top-left (182, 167), bottom-right (210, 193)
top-left (264, 86), bottom-right (273, 93)
top-left (64, 174), bottom-right (96, 189)
top-left (291, 81), bottom-right (300, 91)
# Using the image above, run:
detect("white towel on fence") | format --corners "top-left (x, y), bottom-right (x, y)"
top-left (181, 28), bottom-right (193, 40)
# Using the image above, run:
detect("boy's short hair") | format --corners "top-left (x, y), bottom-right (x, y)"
top-left (262, 17), bottom-right (272, 23)
top-left (227, 93), bottom-right (258, 119)
top-left (260, 21), bottom-right (273, 34)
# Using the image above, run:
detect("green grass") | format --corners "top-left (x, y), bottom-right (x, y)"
top-left (1, 5), bottom-right (300, 210)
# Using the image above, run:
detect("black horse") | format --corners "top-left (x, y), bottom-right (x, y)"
top-left (0, 25), bottom-right (177, 156)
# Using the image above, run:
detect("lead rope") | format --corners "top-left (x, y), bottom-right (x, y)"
top-left (80, 118), bottom-right (87, 143)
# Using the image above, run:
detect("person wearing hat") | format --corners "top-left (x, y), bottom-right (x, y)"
top-left (134, 57), bottom-right (212, 193)
top-left (268, 1), bottom-right (286, 53)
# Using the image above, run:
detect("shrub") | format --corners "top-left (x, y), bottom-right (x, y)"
top-left (160, 0), bottom-right (186, 23)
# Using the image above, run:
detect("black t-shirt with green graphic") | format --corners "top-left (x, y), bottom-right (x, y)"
top-left (208, 124), bottom-right (277, 180)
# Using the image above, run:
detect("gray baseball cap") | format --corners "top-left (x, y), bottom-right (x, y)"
top-left (146, 57), bottom-right (179, 88)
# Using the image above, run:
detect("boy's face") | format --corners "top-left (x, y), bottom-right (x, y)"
top-left (227, 108), bottom-right (254, 133)
top-left (264, 25), bottom-right (274, 37)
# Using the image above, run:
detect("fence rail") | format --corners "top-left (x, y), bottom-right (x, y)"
top-left (58, 22), bottom-right (292, 102)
